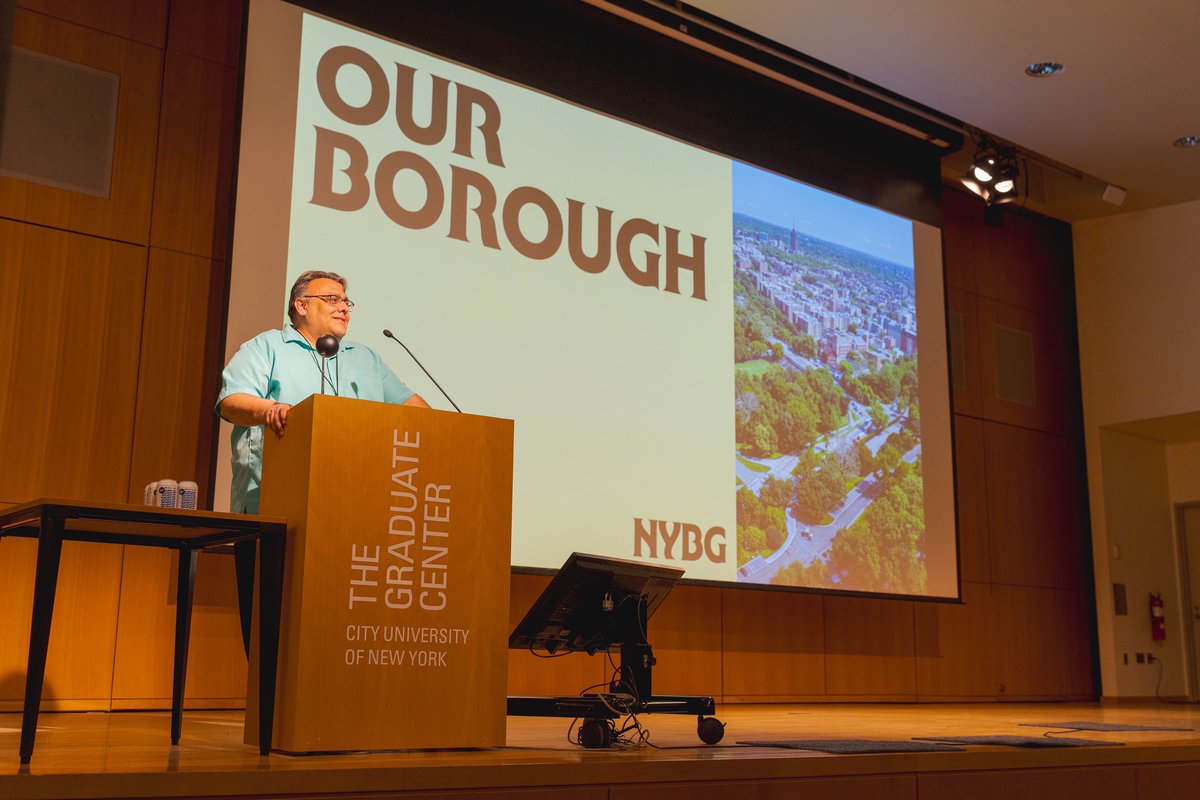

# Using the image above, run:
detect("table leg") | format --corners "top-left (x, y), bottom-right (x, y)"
top-left (19, 510), bottom-right (64, 765)
top-left (171, 546), bottom-right (198, 745)
top-left (257, 525), bottom-right (286, 755)
top-left (233, 539), bottom-right (256, 657)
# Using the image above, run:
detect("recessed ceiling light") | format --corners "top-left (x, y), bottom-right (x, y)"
top-left (1175, 135), bottom-right (1200, 148)
top-left (1025, 62), bottom-right (1064, 77)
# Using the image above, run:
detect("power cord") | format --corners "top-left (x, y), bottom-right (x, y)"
top-left (1042, 726), bottom-right (1084, 738)
top-left (1145, 653), bottom-right (1200, 705)
top-left (566, 661), bottom-right (655, 748)
top-left (1152, 653), bottom-right (1165, 702)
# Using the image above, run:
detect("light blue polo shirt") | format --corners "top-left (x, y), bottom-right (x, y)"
top-left (216, 325), bottom-right (415, 513)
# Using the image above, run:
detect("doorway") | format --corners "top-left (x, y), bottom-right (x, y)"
top-left (1175, 502), bottom-right (1200, 701)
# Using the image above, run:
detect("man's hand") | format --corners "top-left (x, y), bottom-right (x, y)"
top-left (264, 402), bottom-right (291, 437)
top-left (218, 393), bottom-right (294, 435)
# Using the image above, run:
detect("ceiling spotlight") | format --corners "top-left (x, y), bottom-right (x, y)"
top-left (961, 136), bottom-right (1019, 207)
top-left (1175, 135), bottom-right (1200, 148)
top-left (1025, 62), bottom-right (1064, 77)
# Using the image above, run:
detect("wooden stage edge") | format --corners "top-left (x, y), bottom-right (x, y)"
top-left (4, 702), bottom-right (1200, 799)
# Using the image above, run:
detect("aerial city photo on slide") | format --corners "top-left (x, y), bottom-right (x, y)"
top-left (732, 162), bottom-right (926, 595)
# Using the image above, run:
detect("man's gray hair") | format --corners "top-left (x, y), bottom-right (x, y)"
top-left (287, 270), bottom-right (348, 324)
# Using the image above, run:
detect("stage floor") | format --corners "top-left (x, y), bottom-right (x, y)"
top-left (4, 702), bottom-right (1200, 799)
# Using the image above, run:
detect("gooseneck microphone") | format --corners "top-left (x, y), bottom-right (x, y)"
top-left (316, 335), bottom-right (339, 394)
top-left (382, 329), bottom-right (462, 412)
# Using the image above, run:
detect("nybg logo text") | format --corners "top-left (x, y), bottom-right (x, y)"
top-left (633, 518), bottom-right (726, 563)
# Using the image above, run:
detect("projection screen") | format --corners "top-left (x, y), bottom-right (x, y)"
top-left (222, 0), bottom-right (959, 600)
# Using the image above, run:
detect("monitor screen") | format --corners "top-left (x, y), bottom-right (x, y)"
top-left (509, 553), bottom-right (684, 655)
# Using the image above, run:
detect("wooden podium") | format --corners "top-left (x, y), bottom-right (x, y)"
top-left (246, 395), bottom-right (513, 753)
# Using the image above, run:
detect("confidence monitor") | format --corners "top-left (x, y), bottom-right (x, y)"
top-left (510, 552), bottom-right (682, 655)
top-left (508, 553), bottom-right (724, 748)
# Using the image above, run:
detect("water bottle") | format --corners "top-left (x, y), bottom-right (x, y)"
top-left (143, 481), bottom-right (159, 506)
top-left (178, 481), bottom-right (199, 510)
top-left (156, 479), bottom-right (179, 509)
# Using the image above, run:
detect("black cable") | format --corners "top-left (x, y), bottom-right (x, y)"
top-left (527, 642), bottom-right (575, 659)
top-left (308, 349), bottom-right (340, 395)
top-left (612, 714), bottom-right (654, 748)
top-left (1042, 727), bottom-right (1083, 738)
top-left (560, 593), bottom-right (665, 749)
top-left (566, 717), bottom-right (580, 746)
top-left (604, 652), bottom-right (634, 699)
top-left (526, 627), bottom-right (606, 658)
top-left (577, 679), bottom-right (617, 695)
top-left (1136, 654), bottom-right (1200, 705)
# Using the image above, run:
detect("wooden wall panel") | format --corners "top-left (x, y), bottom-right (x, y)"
top-left (946, 287), bottom-right (982, 417)
top-left (975, 299), bottom-right (1040, 431)
top-left (0, 220), bottom-right (147, 503)
top-left (400, 791), bottom-right (606, 800)
top-left (920, 765), bottom-right (1134, 800)
top-left (914, 580), bottom-right (996, 698)
top-left (721, 588), bottom-right (824, 700)
top-left (1058, 586), bottom-right (1095, 697)
top-left (976, 296), bottom-right (1078, 437)
top-left (992, 584), bottom-right (1093, 698)
top-left (940, 188), bottom-right (979, 294)
top-left (973, 206), bottom-right (1076, 318)
top-left (642, 584), bottom-right (723, 699)
top-left (823, 595), bottom-right (916, 699)
top-left (613, 776), bottom-right (916, 800)
top-left (125, 249), bottom-right (224, 503)
top-left (109, 548), bottom-right (246, 708)
top-left (506, 573), bottom-right (605, 697)
top-left (953, 415), bottom-right (991, 584)
top-left (167, 0), bottom-right (243, 68)
top-left (953, 194), bottom-right (1076, 312)
top-left (985, 422), bottom-right (1089, 591)
top-left (0, 9), bottom-right (162, 244)
top-left (15, 0), bottom-right (168, 47)
top-left (1137, 764), bottom-right (1200, 800)
top-left (149, 49), bottom-right (238, 260)
top-left (0, 4), bottom-right (1097, 710)
top-left (0, 538), bottom-right (123, 710)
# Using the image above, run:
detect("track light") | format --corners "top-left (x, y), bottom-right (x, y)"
top-left (961, 136), bottom-right (1019, 207)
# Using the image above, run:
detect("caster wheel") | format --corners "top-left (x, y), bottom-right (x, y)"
top-left (697, 716), bottom-right (725, 745)
top-left (579, 718), bottom-right (614, 749)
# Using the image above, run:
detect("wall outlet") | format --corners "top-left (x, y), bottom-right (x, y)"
top-left (1136, 652), bottom-right (1146, 664)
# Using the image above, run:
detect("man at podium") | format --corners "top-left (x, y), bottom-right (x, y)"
top-left (217, 270), bottom-right (428, 514)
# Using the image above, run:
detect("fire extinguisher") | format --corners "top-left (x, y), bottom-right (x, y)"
top-left (1150, 592), bottom-right (1166, 641)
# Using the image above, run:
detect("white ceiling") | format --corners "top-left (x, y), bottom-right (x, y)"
top-left (684, 0), bottom-right (1200, 221)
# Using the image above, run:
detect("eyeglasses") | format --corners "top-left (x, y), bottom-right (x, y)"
top-left (303, 294), bottom-right (355, 310)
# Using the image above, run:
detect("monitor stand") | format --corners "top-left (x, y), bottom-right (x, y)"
top-left (507, 593), bottom-right (725, 748)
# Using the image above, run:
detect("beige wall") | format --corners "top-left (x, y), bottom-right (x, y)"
top-left (1075, 201), bottom-right (1200, 425)
top-left (1075, 198), bottom-right (1200, 697)
top-left (1167, 442), bottom-right (1200, 504)
top-left (1167, 442), bottom-right (1200, 698)
top-left (1098, 428), bottom-right (1180, 696)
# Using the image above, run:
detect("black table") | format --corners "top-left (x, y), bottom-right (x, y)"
top-left (0, 499), bottom-right (286, 764)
